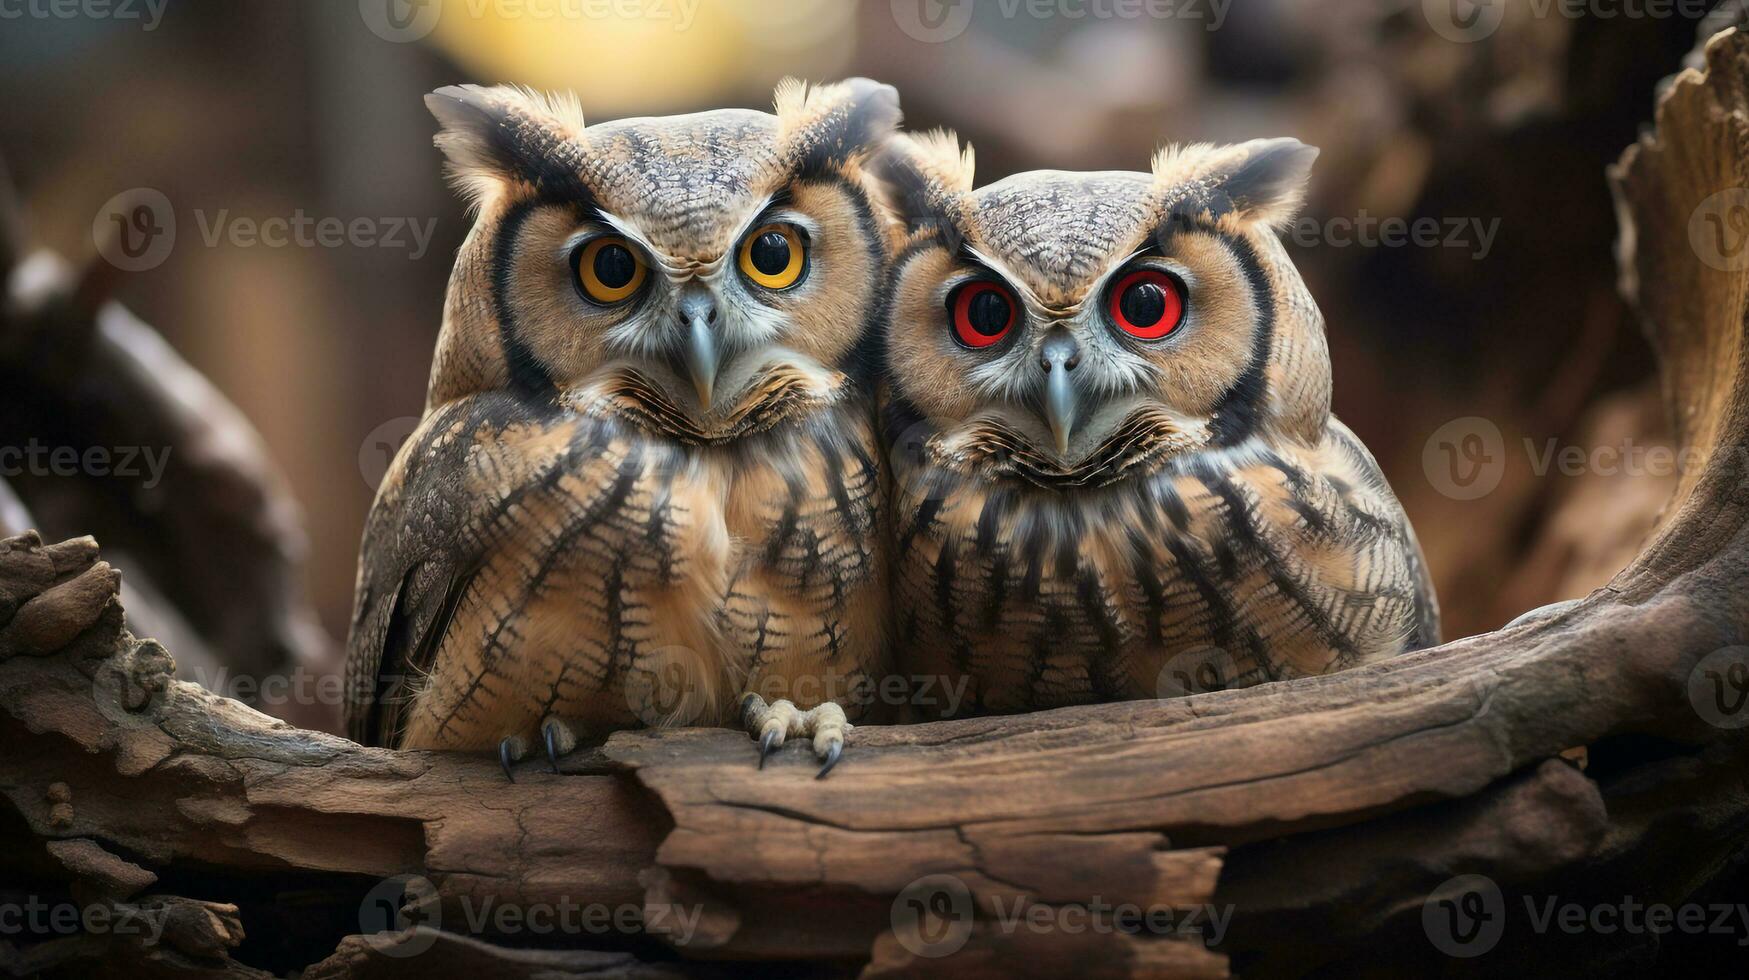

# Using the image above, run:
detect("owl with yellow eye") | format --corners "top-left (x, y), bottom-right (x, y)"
top-left (875, 132), bottom-right (1440, 717)
top-left (344, 79), bottom-right (900, 778)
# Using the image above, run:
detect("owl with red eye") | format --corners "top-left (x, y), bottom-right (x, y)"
top-left (874, 132), bottom-right (1440, 717)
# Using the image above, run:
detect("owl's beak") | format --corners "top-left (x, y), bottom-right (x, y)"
top-left (684, 313), bottom-right (718, 408)
top-left (675, 285), bottom-right (720, 408)
top-left (1039, 332), bottom-right (1081, 456)
top-left (1044, 365), bottom-right (1077, 455)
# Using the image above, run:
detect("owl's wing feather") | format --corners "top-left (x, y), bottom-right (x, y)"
top-left (344, 392), bottom-right (543, 747)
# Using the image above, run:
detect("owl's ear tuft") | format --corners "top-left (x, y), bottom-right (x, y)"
top-left (425, 84), bottom-right (590, 206)
top-left (1154, 138), bottom-right (1318, 230)
top-left (776, 77), bottom-right (902, 177)
top-left (872, 129), bottom-right (975, 242)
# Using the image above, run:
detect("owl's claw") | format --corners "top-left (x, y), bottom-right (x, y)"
top-left (741, 693), bottom-right (851, 778)
top-left (544, 722), bottom-right (563, 774)
top-left (499, 737), bottom-right (518, 783)
top-left (539, 716), bottom-right (579, 774)
top-left (815, 738), bottom-right (843, 779)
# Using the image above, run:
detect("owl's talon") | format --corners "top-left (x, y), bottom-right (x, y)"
top-left (742, 694), bottom-right (851, 776)
top-left (815, 738), bottom-right (843, 779)
top-left (544, 722), bottom-right (562, 774)
top-left (499, 737), bottom-right (518, 783)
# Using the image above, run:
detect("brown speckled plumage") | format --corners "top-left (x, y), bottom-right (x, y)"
top-left (876, 134), bottom-right (1439, 717)
top-left (345, 80), bottom-right (899, 755)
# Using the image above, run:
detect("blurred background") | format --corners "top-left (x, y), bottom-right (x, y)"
top-left (0, 0), bottom-right (1713, 732)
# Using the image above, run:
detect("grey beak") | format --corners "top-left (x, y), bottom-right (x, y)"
top-left (684, 313), bottom-right (718, 408)
top-left (1038, 330), bottom-right (1081, 455)
top-left (1044, 362), bottom-right (1077, 455)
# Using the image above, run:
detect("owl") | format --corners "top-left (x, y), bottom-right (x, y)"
top-left (344, 79), bottom-right (900, 778)
top-left (875, 132), bottom-right (1440, 717)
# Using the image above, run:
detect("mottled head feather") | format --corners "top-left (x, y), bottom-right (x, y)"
top-left (426, 84), bottom-right (591, 208)
top-left (774, 76), bottom-right (902, 177)
top-left (1152, 138), bottom-right (1318, 231)
top-left (873, 129), bottom-right (976, 243)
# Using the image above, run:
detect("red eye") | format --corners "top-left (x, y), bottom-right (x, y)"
top-left (1108, 269), bottom-right (1184, 340)
top-left (949, 281), bottom-right (1017, 349)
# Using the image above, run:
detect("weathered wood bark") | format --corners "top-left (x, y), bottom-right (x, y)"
top-left (0, 161), bottom-right (333, 727)
top-left (7, 22), bottom-right (1749, 980)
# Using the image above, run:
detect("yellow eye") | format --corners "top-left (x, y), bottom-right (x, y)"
top-left (737, 223), bottom-right (807, 290)
top-left (575, 236), bottom-right (647, 304)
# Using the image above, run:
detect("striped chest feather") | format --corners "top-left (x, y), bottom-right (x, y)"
top-left (890, 424), bottom-right (1433, 716)
top-left (362, 389), bottom-right (887, 750)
